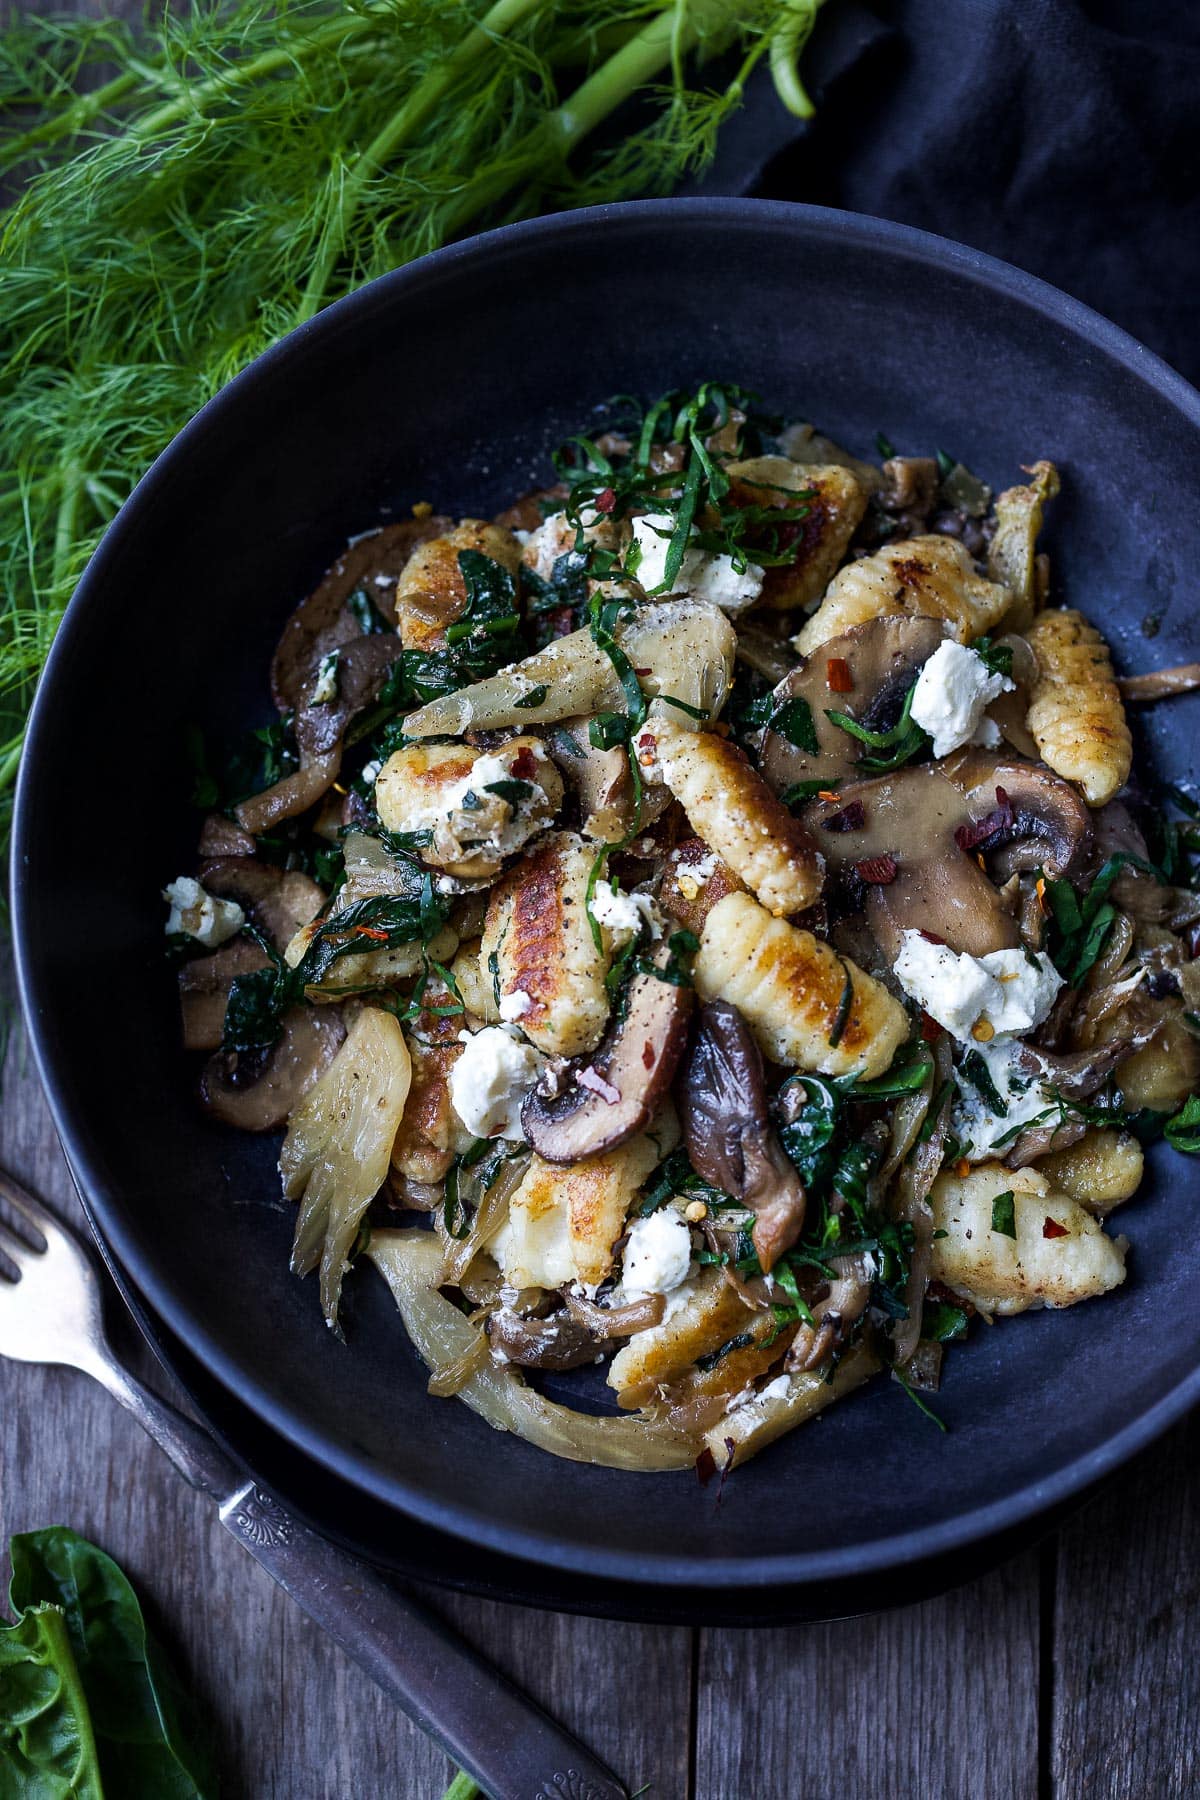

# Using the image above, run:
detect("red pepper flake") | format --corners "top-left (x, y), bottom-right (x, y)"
top-left (509, 745), bottom-right (538, 780)
top-left (817, 788), bottom-right (841, 803)
top-left (577, 1066), bottom-right (621, 1105)
top-left (855, 853), bottom-right (897, 884)
top-left (920, 1010), bottom-right (943, 1043)
top-left (634, 667), bottom-right (653, 676)
top-left (594, 486), bottom-right (616, 514)
top-left (954, 785), bottom-right (1016, 853)
top-left (695, 1447), bottom-right (717, 1486)
top-left (1043, 1217), bottom-right (1070, 1239)
top-left (826, 656), bottom-right (853, 693)
top-left (918, 928), bottom-right (947, 945)
top-left (820, 799), bottom-right (866, 833)
top-left (354, 926), bottom-right (391, 941)
top-left (642, 1040), bottom-right (656, 1070)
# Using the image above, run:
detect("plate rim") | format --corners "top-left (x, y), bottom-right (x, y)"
top-left (15, 195), bottom-right (1200, 1588)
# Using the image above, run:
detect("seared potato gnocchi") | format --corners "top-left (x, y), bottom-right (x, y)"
top-left (1025, 607), bottom-right (1132, 805)
top-left (481, 829), bottom-right (610, 1057)
top-left (929, 1163), bottom-right (1127, 1313)
top-left (793, 534), bottom-right (1012, 655)
top-left (647, 719), bottom-right (823, 916)
top-left (375, 735), bottom-right (562, 879)
top-left (177, 382), bottom-right (1197, 1480)
top-left (694, 892), bottom-right (908, 1078)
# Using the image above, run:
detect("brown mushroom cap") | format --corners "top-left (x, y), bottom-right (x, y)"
top-left (940, 749), bottom-right (1093, 882)
top-left (547, 717), bottom-right (671, 843)
top-left (198, 857), bottom-right (325, 950)
top-left (679, 1001), bottom-right (806, 1273)
top-left (486, 1304), bottom-right (615, 1370)
top-left (270, 517), bottom-right (449, 712)
top-left (522, 948), bottom-right (693, 1162)
top-left (803, 753), bottom-right (1093, 961)
top-left (760, 613), bottom-right (953, 795)
top-left (200, 1006), bottom-right (345, 1132)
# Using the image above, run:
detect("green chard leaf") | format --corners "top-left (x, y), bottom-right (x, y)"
top-left (1164, 1093), bottom-right (1200, 1154)
top-left (990, 1191), bottom-right (1017, 1238)
top-left (1, 1527), bottom-right (216, 1798)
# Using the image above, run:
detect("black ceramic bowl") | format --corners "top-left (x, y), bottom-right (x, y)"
top-left (15, 200), bottom-right (1200, 1612)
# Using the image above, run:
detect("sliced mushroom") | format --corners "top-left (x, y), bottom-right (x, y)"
top-left (561, 1288), bottom-right (666, 1337)
top-left (940, 750), bottom-right (1093, 882)
top-left (804, 752), bottom-right (1093, 962)
top-left (237, 633), bottom-right (406, 834)
top-left (879, 455), bottom-right (939, 532)
top-left (679, 1001), bottom-right (806, 1273)
top-left (760, 613), bottom-right (953, 796)
top-left (783, 1250), bottom-right (873, 1371)
top-left (805, 766), bottom-right (1022, 959)
top-left (547, 717), bottom-right (672, 843)
top-left (270, 517), bottom-right (448, 711)
top-left (198, 857), bottom-right (325, 950)
top-left (1119, 661), bottom-right (1200, 703)
top-left (487, 1304), bottom-right (614, 1370)
top-left (197, 812), bottom-right (257, 858)
top-left (522, 948), bottom-right (693, 1162)
top-left (200, 1006), bottom-right (345, 1132)
top-left (178, 936), bottom-right (269, 1052)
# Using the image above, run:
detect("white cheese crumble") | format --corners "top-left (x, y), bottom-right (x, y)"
top-left (163, 877), bottom-right (245, 949)
top-left (361, 757), bottom-right (383, 787)
top-left (311, 650), bottom-right (340, 705)
top-left (620, 1207), bottom-right (693, 1299)
top-left (447, 1025), bottom-right (545, 1141)
top-left (893, 931), bottom-right (1063, 1043)
top-left (630, 512), bottom-right (764, 613)
top-left (498, 988), bottom-right (534, 1022)
top-left (951, 1037), bottom-right (1057, 1162)
top-left (588, 881), bottom-right (661, 947)
top-left (759, 1374), bottom-right (792, 1402)
top-left (909, 640), bottom-right (1015, 759)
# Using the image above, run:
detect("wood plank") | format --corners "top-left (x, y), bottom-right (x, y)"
top-left (1051, 1410), bottom-right (1200, 1799)
top-left (0, 954), bottom-right (691, 1796)
top-left (695, 1553), bottom-right (1042, 1799)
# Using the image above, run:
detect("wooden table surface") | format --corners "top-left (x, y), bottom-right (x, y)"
top-left (1, 949), bottom-right (1197, 1799)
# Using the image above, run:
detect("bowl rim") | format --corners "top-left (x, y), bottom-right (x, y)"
top-left (15, 196), bottom-right (1200, 1589)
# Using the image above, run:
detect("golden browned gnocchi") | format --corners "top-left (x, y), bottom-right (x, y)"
top-left (694, 891), bottom-right (908, 1078)
top-left (1025, 607), bottom-right (1133, 805)
top-left (177, 382), bottom-right (1198, 1477)
top-left (793, 533), bottom-right (1012, 655)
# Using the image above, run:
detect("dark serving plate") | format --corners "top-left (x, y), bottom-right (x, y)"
top-left (14, 200), bottom-right (1200, 1613)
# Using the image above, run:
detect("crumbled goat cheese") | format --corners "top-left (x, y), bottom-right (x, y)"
top-left (589, 882), bottom-right (662, 946)
top-left (909, 640), bottom-right (1015, 759)
top-left (311, 651), bottom-right (340, 704)
top-left (978, 947), bottom-right (1065, 1035)
top-left (498, 988), bottom-right (534, 1022)
top-left (893, 933), bottom-right (996, 1039)
top-left (893, 931), bottom-right (1063, 1042)
top-left (361, 758), bottom-right (383, 787)
top-left (971, 715), bottom-right (1003, 748)
top-left (447, 1025), bottom-right (545, 1141)
top-left (163, 877), bottom-right (245, 949)
top-left (951, 1037), bottom-right (1057, 1162)
top-left (621, 1207), bottom-right (693, 1298)
top-left (758, 1374), bottom-right (792, 1402)
top-left (631, 512), bottom-right (763, 613)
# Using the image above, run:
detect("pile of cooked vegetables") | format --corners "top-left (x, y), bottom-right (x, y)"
top-left (166, 384), bottom-right (1200, 1472)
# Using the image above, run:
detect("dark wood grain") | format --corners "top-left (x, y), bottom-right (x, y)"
top-left (696, 1555), bottom-right (1041, 1799)
top-left (1051, 1411), bottom-right (1200, 1800)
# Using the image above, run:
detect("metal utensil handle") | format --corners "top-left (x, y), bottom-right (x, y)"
top-left (219, 1481), bottom-right (628, 1800)
top-left (88, 1342), bottom-right (626, 1800)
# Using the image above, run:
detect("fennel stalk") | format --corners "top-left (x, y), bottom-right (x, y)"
top-left (0, 0), bottom-right (831, 855)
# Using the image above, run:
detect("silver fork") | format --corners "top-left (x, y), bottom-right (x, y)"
top-left (0, 1167), bottom-right (629, 1800)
